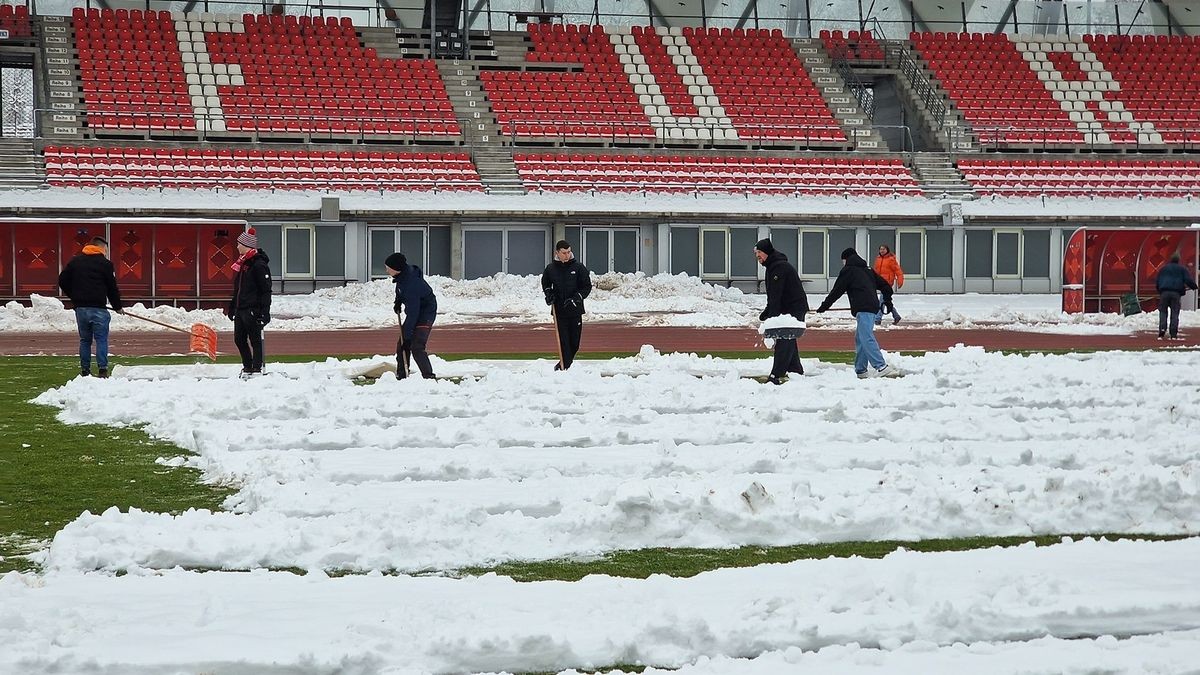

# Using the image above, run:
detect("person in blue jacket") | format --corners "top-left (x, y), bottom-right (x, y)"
top-left (1155, 253), bottom-right (1197, 340)
top-left (385, 252), bottom-right (437, 379)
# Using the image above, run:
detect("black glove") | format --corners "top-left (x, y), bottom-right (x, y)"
top-left (759, 310), bottom-right (769, 321)
top-left (260, 312), bottom-right (270, 326)
top-left (544, 289), bottom-right (555, 306)
top-left (883, 301), bottom-right (894, 314)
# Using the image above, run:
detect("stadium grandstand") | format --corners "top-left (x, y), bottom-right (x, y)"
top-left (0, 0), bottom-right (1198, 307)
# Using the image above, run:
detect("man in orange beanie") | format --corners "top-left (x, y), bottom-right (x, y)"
top-left (58, 236), bottom-right (123, 378)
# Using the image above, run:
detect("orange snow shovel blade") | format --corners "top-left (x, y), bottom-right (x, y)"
top-left (188, 324), bottom-right (218, 361)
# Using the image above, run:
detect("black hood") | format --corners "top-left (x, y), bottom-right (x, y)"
top-left (762, 250), bottom-right (789, 267)
top-left (843, 252), bottom-right (868, 268)
top-left (252, 248), bottom-right (271, 264)
top-left (391, 263), bottom-right (425, 283)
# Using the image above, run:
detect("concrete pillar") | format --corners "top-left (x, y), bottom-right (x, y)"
top-left (657, 223), bottom-right (670, 275)
top-left (450, 221), bottom-right (463, 280)
top-left (952, 225), bottom-right (966, 293)
top-left (1049, 227), bottom-right (1064, 293)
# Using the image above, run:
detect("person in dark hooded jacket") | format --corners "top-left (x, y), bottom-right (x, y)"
top-left (385, 252), bottom-right (438, 379)
top-left (755, 238), bottom-right (809, 384)
top-left (541, 240), bottom-right (592, 370)
top-left (58, 236), bottom-right (123, 378)
top-left (1155, 253), bottom-right (1197, 340)
top-left (226, 228), bottom-right (272, 376)
top-left (816, 248), bottom-right (900, 379)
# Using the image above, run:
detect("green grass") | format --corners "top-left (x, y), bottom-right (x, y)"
top-left (0, 355), bottom-right (239, 573)
top-left (2, 351), bottom-right (1190, 577)
top-left (458, 534), bottom-right (1191, 583)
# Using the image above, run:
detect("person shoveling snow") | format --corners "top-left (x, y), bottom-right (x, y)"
top-left (754, 238), bottom-right (809, 385)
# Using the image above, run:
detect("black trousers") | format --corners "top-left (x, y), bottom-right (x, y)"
top-left (233, 311), bottom-right (264, 371)
top-left (771, 338), bottom-right (803, 377)
top-left (397, 325), bottom-right (435, 379)
top-left (555, 312), bottom-right (583, 369)
top-left (1159, 291), bottom-right (1182, 337)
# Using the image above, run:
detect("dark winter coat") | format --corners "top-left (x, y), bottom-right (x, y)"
top-left (392, 263), bottom-right (437, 339)
top-left (759, 251), bottom-right (809, 321)
top-left (228, 249), bottom-right (272, 322)
top-left (58, 247), bottom-right (123, 311)
top-left (817, 252), bottom-right (894, 316)
top-left (1155, 262), bottom-right (1198, 295)
top-left (541, 257), bottom-right (592, 318)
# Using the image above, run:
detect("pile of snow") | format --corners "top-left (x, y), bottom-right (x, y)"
top-left (14, 346), bottom-right (1200, 673)
top-left (3, 273), bottom-right (1194, 333)
top-left (32, 347), bottom-right (1200, 574)
top-left (2, 537), bottom-right (1199, 673)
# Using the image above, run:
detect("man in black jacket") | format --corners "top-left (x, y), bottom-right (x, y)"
top-left (58, 236), bottom-right (123, 378)
top-left (1154, 253), bottom-right (1197, 340)
top-left (541, 240), bottom-right (592, 370)
top-left (226, 228), bottom-right (272, 376)
top-left (386, 252), bottom-right (438, 379)
top-left (755, 238), bottom-right (809, 384)
top-left (816, 247), bottom-right (900, 379)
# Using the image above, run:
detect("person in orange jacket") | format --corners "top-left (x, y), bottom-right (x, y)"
top-left (873, 244), bottom-right (903, 325)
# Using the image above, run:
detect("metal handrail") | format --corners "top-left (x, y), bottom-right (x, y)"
top-left (34, 108), bottom-right (464, 143)
top-left (41, 1), bottom-right (1200, 37)
top-left (968, 123), bottom-right (1200, 151)
top-left (890, 42), bottom-right (947, 127)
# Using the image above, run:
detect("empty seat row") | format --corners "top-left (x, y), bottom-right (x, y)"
top-left (43, 145), bottom-right (483, 192)
top-left (513, 153), bottom-right (920, 196)
top-left (959, 157), bottom-right (1200, 197)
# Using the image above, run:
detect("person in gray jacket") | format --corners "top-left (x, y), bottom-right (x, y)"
top-left (1155, 253), bottom-right (1197, 340)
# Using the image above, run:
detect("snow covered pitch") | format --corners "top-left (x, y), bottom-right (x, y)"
top-left (3, 346), bottom-right (1198, 673)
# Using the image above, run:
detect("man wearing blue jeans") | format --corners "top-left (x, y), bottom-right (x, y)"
top-left (58, 236), bottom-right (123, 378)
top-left (816, 247), bottom-right (900, 379)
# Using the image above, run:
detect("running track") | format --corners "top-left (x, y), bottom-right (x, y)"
top-left (0, 324), bottom-right (1191, 357)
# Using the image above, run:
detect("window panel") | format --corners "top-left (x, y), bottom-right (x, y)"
top-left (730, 228), bottom-right (759, 278)
top-left (995, 230), bottom-right (1021, 277)
top-left (965, 230), bottom-right (993, 278)
top-left (585, 229), bottom-right (610, 274)
top-left (768, 228), bottom-right (798, 267)
top-left (315, 226), bottom-right (344, 278)
top-left (612, 230), bottom-right (639, 273)
top-left (827, 229), bottom-right (855, 277)
top-left (671, 228), bottom-right (700, 276)
top-left (701, 229), bottom-right (728, 277)
top-left (284, 227), bottom-right (312, 277)
top-left (1023, 230), bottom-right (1051, 278)
top-left (397, 230), bottom-right (425, 272)
top-left (897, 230), bottom-right (924, 278)
top-left (926, 229), bottom-right (954, 278)
top-left (801, 231), bottom-right (826, 277)
top-left (506, 230), bottom-right (548, 277)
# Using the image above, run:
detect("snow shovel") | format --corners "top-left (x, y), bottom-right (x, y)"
top-left (119, 309), bottom-right (219, 361)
